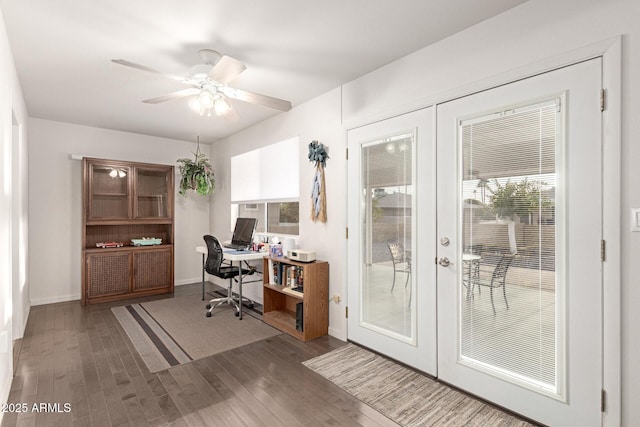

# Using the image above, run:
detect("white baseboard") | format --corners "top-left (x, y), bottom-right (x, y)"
top-left (30, 294), bottom-right (81, 306)
top-left (328, 327), bottom-right (347, 342)
top-left (175, 278), bottom-right (202, 286)
top-left (30, 280), bottom-right (204, 306)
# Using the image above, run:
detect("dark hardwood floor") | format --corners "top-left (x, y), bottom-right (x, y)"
top-left (2, 284), bottom-right (398, 427)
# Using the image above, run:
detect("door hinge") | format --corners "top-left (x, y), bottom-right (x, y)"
top-left (345, 306), bottom-right (348, 318)
top-left (346, 148), bottom-right (349, 160)
top-left (346, 227), bottom-right (349, 239)
top-left (601, 389), bottom-right (607, 413)
top-left (600, 88), bottom-right (606, 112)
top-left (601, 239), bottom-right (606, 262)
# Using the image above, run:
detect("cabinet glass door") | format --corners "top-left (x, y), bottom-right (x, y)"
top-left (89, 164), bottom-right (131, 219)
top-left (135, 168), bottom-right (171, 219)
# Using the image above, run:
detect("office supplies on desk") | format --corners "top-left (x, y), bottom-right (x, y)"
top-left (223, 217), bottom-right (257, 250)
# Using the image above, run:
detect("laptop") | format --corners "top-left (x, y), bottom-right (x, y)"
top-left (224, 217), bottom-right (258, 250)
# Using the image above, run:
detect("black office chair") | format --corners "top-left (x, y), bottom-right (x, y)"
top-left (474, 254), bottom-right (514, 315)
top-left (203, 235), bottom-right (252, 318)
top-left (388, 242), bottom-right (411, 292)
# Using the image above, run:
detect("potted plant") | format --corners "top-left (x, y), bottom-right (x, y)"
top-left (176, 141), bottom-right (215, 197)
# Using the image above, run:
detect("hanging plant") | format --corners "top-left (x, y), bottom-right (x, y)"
top-left (176, 137), bottom-right (215, 197)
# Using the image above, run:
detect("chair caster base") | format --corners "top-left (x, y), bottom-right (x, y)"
top-left (235, 311), bottom-right (240, 317)
top-left (206, 304), bottom-right (212, 309)
top-left (206, 311), bottom-right (212, 317)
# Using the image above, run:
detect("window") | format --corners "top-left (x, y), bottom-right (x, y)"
top-left (234, 201), bottom-right (299, 235)
top-left (231, 137), bottom-right (300, 236)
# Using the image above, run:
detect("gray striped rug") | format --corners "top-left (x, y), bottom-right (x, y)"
top-left (112, 294), bottom-right (281, 373)
top-left (303, 343), bottom-right (536, 427)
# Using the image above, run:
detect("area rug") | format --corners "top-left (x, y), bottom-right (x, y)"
top-left (302, 343), bottom-right (535, 427)
top-left (112, 294), bottom-right (281, 373)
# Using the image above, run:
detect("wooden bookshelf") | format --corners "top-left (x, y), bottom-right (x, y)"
top-left (262, 256), bottom-right (329, 342)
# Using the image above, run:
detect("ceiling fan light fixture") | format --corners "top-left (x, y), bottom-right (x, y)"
top-left (190, 89), bottom-right (217, 116)
top-left (199, 90), bottom-right (214, 108)
top-left (213, 95), bottom-right (231, 115)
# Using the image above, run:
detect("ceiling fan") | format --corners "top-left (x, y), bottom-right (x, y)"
top-left (112, 49), bottom-right (292, 118)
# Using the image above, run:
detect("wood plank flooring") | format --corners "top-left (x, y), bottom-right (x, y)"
top-left (3, 283), bottom-right (535, 427)
top-left (2, 284), bottom-right (398, 427)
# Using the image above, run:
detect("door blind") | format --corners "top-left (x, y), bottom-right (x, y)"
top-left (459, 98), bottom-right (561, 393)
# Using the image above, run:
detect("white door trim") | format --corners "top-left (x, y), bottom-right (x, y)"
top-left (600, 37), bottom-right (621, 427)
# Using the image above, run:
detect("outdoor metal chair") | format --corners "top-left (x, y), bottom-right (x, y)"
top-left (388, 242), bottom-right (411, 292)
top-left (474, 254), bottom-right (514, 315)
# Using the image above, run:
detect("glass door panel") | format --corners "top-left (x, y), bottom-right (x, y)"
top-left (361, 134), bottom-right (413, 338)
top-left (135, 168), bottom-right (170, 218)
top-left (89, 164), bottom-right (130, 219)
top-left (460, 99), bottom-right (559, 391)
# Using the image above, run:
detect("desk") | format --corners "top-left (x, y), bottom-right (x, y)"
top-left (196, 246), bottom-right (267, 319)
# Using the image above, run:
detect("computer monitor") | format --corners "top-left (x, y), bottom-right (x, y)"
top-left (229, 217), bottom-right (257, 249)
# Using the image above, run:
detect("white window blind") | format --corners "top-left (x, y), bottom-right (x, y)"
top-left (460, 98), bottom-right (561, 394)
top-left (231, 136), bottom-right (299, 203)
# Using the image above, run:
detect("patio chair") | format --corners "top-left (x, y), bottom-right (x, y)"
top-left (388, 242), bottom-right (411, 292)
top-left (475, 254), bottom-right (514, 315)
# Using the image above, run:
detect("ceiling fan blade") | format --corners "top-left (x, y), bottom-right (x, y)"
top-left (223, 87), bottom-right (292, 112)
top-left (112, 59), bottom-right (190, 83)
top-left (142, 88), bottom-right (200, 104)
top-left (207, 55), bottom-right (247, 84)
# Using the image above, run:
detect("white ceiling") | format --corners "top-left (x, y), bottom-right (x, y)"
top-left (0, 0), bottom-right (526, 144)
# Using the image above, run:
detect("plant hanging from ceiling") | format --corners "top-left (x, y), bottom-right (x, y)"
top-left (177, 136), bottom-right (215, 197)
top-left (308, 140), bottom-right (329, 222)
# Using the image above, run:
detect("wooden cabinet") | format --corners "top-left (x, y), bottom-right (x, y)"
top-left (82, 158), bottom-right (175, 304)
top-left (262, 256), bottom-right (329, 342)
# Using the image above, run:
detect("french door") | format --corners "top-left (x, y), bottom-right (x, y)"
top-left (347, 59), bottom-right (603, 425)
top-left (347, 108), bottom-right (437, 375)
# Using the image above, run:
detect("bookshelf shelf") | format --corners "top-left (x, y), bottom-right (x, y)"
top-left (263, 256), bottom-right (328, 342)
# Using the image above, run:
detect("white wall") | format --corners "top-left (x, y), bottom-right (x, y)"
top-left (28, 119), bottom-right (210, 304)
top-left (210, 88), bottom-right (346, 338)
top-left (0, 8), bottom-right (29, 423)
top-left (210, 0), bottom-right (638, 424)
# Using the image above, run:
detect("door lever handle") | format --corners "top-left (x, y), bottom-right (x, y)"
top-left (438, 257), bottom-right (451, 267)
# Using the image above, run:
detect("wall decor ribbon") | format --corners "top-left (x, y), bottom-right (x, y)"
top-left (308, 140), bottom-right (329, 222)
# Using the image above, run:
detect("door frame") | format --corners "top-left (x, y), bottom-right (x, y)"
top-left (344, 36), bottom-right (621, 426)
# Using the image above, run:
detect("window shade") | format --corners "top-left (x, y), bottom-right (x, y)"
top-left (231, 137), bottom-right (300, 203)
